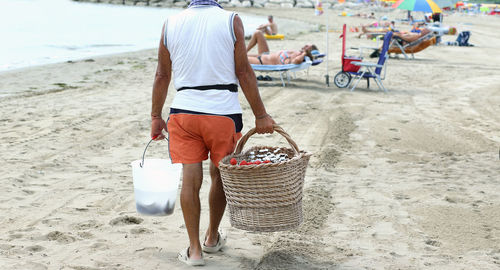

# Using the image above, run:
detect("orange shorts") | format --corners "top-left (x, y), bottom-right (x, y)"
top-left (167, 113), bottom-right (242, 167)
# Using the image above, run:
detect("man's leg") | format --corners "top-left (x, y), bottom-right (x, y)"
top-left (180, 163), bottom-right (203, 260)
top-left (204, 161), bottom-right (226, 246)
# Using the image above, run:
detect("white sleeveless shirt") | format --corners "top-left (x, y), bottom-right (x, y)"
top-left (164, 6), bottom-right (242, 115)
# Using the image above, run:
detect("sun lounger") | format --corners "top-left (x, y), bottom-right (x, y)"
top-left (251, 57), bottom-right (313, 87)
top-left (388, 32), bottom-right (436, 60)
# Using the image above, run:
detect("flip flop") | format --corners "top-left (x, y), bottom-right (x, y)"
top-left (264, 75), bottom-right (273, 81)
top-left (202, 231), bottom-right (227, 253)
top-left (178, 247), bottom-right (205, 266)
top-left (257, 75), bottom-right (265, 81)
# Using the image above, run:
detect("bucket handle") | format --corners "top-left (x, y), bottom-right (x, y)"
top-left (140, 135), bottom-right (167, 168)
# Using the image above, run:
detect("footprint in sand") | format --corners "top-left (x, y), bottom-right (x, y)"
top-left (25, 245), bottom-right (45, 252)
top-left (45, 231), bottom-right (76, 244)
top-left (425, 239), bottom-right (441, 247)
top-left (109, 215), bottom-right (143, 226)
top-left (72, 220), bottom-right (102, 230)
top-left (22, 189), bottom-right (35, 195)
top-left (90, 242), bottom-right (109, 251)
top-left (77, 231), bottom-right (94, 239)
top-left (130, 227), bottom-right (152, 234)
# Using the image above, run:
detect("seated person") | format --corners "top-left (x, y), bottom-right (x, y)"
top-left (256, 15), bottom-right (278, 35)
top-left (246, 31), bottom-right (317, 65)
top-left (411, 22), bottom-right (426, 33)
top-left (432, 13), bottom-right (442, 23)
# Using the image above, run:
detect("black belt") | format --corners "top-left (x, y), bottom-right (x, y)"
top-left (177, 84), bottom-right (238, 93)
top-left (169, 108), bottom-right (243, 132)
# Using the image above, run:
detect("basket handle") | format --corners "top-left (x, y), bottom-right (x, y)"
top-left (234, 125), bottom-right (300, 155)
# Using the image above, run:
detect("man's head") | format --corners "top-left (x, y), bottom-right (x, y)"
top-left (268, 15), bottom-right (273, 22)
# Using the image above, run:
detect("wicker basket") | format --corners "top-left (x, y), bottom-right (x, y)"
top-left (219, 125), bottom-right (311, 232)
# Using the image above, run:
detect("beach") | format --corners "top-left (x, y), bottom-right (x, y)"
top-left (1, 5), bottom-right (500, 270)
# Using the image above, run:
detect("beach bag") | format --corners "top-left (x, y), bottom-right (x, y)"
top-left (219, 125), bottom-right (311, 232)
top-left (457, 31), bottom-right (473, 46)
top-left (343, 56), bottom-right (362, 72)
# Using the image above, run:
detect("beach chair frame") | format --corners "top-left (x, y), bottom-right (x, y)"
top-left (348, 31), bottom-right (393, 93)
top-left (389, 32), bottom-right (436, 60)
top-left (251, 57), bottom-right (313, 87)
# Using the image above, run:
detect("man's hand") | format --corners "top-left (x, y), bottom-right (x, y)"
top-left (255, 114), bottom-right (275, 134)
top-left (151, 118), bottom-right (167, 140)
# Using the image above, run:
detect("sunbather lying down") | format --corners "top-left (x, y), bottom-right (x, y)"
top-left (246, 31), bottom-right (317, 65)
top-left (369, 28), bottom-right (435, 58)
top-left (393, 28), bottom-right (432, 43)
top-left (357, 21), bottom-right (395, 38)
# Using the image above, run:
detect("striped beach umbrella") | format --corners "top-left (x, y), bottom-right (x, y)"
top-left (433, 0), bottom-right (454, 8)
top-left (392, 0), bottom-right (442, 13)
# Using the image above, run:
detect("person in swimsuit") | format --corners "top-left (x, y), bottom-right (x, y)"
top-left (357, 21), bottom-right (396, 39)
top-left (246, 31), bottom-right (317, 65)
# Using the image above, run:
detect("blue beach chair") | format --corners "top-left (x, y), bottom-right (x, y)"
top-left (348, 31), bottom-right (393, 92)
top-left (446, 31), bottom-right (473, 47)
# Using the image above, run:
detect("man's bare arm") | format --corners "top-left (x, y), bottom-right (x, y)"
top-left (151, 25), bottom-right (172, 139)
top-left (233, 15), bottom-right (274, 134)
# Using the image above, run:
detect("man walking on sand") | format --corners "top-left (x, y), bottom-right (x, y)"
top-left (150, 0), bottom-right (275, 266)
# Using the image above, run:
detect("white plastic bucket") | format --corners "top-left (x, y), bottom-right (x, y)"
top-left (131, 139), bottom-right (182, 216)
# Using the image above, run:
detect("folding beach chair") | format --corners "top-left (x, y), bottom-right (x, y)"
top-left (446, 31), bottom-right (474, 47)
top-left (251, 57), bottom-right (313, 87)
top-left (349, 31), bottom-right (393, 93)
top-left (388, 31), bottom-right (436, 60)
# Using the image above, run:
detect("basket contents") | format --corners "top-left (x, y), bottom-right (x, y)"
top-left (229, 148), bottom-right (291, 166)
top-left (219, 125), bottom-right (311, 232)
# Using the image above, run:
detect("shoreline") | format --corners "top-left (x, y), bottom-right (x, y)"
top-left (1, 6), bottom-right (500, 270)
top-left (0, 5), bottom-right (317, 77)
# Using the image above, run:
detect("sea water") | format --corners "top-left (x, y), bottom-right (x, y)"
top-left (0, 0), bottom-right (265, 72)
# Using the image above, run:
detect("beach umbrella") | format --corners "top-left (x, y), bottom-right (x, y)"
top-left (433, 0), bottom-right (453, 8)
top-left (392, 0), bottom-right (442, 13)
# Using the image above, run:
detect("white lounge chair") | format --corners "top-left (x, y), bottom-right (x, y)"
top-left (251, 57), bottom-right (313, 87)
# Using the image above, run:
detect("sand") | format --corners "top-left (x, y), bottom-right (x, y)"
top-left (1, 6), bottom-right (499, 270)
